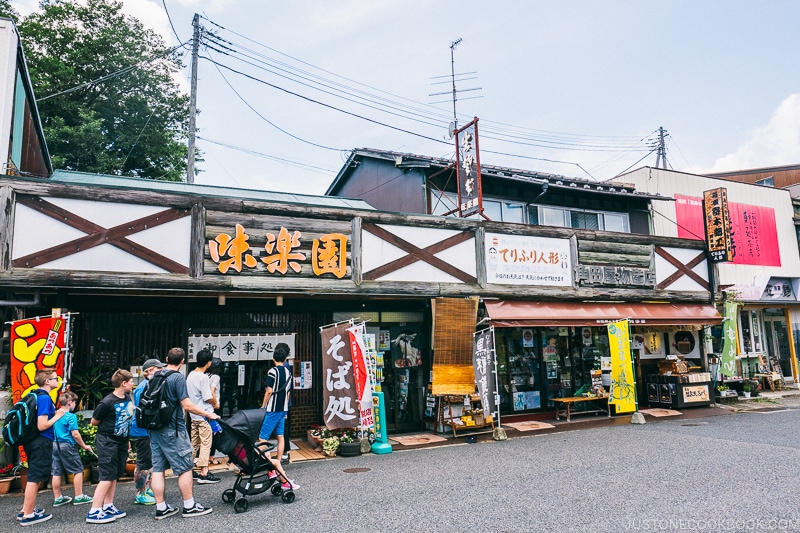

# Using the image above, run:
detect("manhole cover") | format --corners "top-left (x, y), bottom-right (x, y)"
top-left (681, 423), bottom-right (708, 426)
top-left (343, 468), bottom-right (371, 474)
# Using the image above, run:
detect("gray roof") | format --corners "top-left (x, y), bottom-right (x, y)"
top-left (50, 170), bottom-right (375, 210)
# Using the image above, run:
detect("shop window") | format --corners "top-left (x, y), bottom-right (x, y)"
top-left (379, 311), bottom-right (424, 323)
top-left (332, 312), bottom-right (380, 323)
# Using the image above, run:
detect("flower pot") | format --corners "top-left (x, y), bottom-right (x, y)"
top-left (744, 392), bottom-right (751, 398)
top-left (125, 461), bottom-right (136, 477)
top-left (337, 441), bottom-right (362, 457)
top-left (307, 430), bottom-right (323, 452)
top-left (0, 477), bottom-right (15, 494)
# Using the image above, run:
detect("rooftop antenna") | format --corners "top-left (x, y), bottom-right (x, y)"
top-left (429, 38), bottom-right (482, 138)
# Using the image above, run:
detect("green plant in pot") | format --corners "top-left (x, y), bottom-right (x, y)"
top-left (70, 366), bottom-right (111, 411)
top-left (322, 436), bottom-right (339, 457)
top-left (742, 382), bottom-right (752, 397)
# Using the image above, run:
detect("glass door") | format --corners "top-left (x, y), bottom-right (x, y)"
top-left (764, 310), bottom-right (793, 381)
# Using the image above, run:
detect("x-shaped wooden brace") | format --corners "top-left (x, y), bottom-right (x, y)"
top-left (361, 223), bottom-right (476, 283)
top-left (12, 196), bottom-right (190, 274)
top-left (655, 246), bottom-right (708, 290)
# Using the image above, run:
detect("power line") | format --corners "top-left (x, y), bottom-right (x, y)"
top-left (37, 41), bottom-right (190, 102)
top-left (196, 136), bottom-right (336, 174)
top-left (161, 0), bottom-right (186, 47)
top-left (211, 61), bottom-right (344, 151)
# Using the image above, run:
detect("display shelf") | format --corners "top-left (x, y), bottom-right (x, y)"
top-left (438, 394), bottom-right (493, 438)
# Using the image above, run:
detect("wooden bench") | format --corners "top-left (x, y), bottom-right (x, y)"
top-left (553, 395), bottom-right (611, 422)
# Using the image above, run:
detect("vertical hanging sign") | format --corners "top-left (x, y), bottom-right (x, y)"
top-left (320, 323), bottom-right (359, 429)
top-left (607, 319), bottom-right (636, 414)
top-left (10, 315), bottom-right (69, 403)
top-left (472, 327), bottom-right (497, 417)
top-left (455, 117), bottom-right (483, 218)
top-left (719, 300), bottom-right (739, 377)
top-left (703, 188), bottom-right (734, 263)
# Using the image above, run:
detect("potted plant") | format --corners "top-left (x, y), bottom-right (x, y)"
top-left (742, 382), bottom-right (752, 398)
top-left (307, 424), bottom-right (324, 451)
top-left (321, 436), bottom-right (339, 457)
top-left (336, 428), bottom-right (362, 457)
top-left (0, 463), bottom-right (18, 494)
top-left (70, 366), bottom-right (111, 411)
top-left (77, 416), bottom-right (99, 482)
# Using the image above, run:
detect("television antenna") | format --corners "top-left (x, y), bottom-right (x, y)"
top-left (429, 38), bottom-right (482, 139)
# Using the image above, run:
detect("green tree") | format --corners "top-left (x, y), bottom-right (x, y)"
top-left (19, 0), bottom-right (196, 181)
top-left (0, 1), bottom-right (19, 21)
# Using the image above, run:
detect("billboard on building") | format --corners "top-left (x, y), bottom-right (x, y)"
top-left (702, 188), bottom-right (733, 263)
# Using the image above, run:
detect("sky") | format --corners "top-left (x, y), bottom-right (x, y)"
top-left (15, 1), bottom-right (800, 195)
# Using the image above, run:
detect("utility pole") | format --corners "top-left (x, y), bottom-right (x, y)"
top-left (655, 126), bottom-right (668, 169)
top-left (186, 13), bottom-right (200, 184)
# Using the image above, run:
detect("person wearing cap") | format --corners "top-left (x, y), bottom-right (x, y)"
top-left (129, 359), bottom-right (165, 506)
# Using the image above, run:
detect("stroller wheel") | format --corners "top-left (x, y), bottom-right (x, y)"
top-left (270, 484), bottom-right (283, 497)
top-left (281, 491), bottom-right (295, 504)
top-left (222, 489), bottom-right (236, 503)
top-left (233, 498), bottom-right (249, 513)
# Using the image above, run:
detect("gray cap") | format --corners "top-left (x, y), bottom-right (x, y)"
top-left (142, 358), bottom-right (167, 371)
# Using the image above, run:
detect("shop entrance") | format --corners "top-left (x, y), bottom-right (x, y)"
top-left (764, 309), bottom-right (792, 381)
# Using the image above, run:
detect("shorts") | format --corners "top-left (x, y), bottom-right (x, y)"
top-left (23, 435), bottom-right (53, 483)
top-left (132, 436), bottom-right (153, 471)
top-left (258, 411), bottom-right (286, 440)
top-left (51, 442), bottom-right (84, 477)
top-left (150, 427), bottom-right (194, 476)
top-left (96, 433), bottom-right (128, 481)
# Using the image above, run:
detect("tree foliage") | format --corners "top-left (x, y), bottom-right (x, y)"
top-left (0, 1), bottom-right (19, 21)
top-left (18, 0), bottom-right (195, 181)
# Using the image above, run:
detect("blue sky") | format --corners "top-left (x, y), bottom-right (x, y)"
top-left (16, 1), bottom-right (800, 194)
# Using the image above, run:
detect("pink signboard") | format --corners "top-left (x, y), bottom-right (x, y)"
top-left (674, 195), bottom-right (780, 267)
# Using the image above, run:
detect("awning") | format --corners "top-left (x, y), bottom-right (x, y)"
top-left (484, 301), bottom-right (722, 327)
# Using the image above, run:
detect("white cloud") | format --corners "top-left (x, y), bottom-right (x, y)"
top-left (699, 93), bottom-right (800, 173)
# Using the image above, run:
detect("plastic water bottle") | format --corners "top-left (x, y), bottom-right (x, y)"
top-left (208, 418), bottom-right (222, 434)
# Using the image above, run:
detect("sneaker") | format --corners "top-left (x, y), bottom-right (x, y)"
top-left (20, 511), bottom-right (52, 527)
top-left (134, 493), bottom-right (156, 505)
top-left (17, 508), bottom-right (44, 521)
top-left (155, 504), bottom-right (179, 520)
top-left (281, 479), bottom-right (300, 490)
top-left (191, 470), bottom-right (199, 478)
top-left (73, 494), bottom-right (93, 505)
top-left (53, 495), bottom-right (73, 507)
top-left (268, 470), bottom-right (278, 479)
top-left (182, 502), bottom-right (212, 518)
top-left (85, 510), bottom-right (115, 524)
top-left (281, 453), bottom-right (290, 464)
top-left (195, 472), bottom-right (220, 484)
top-left (145, 488), bottom-right (155, 498)
top-left (102, 504), bottom-right (126, 519)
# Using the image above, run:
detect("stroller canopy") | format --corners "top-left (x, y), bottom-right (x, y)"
top-left (222, 409), bottom-right (267, 442)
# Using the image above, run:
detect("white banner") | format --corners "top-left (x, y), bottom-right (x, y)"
top-left (485, 233), bottom-right (572, 286)
top-left (187, 333), bottom-right (296, 362)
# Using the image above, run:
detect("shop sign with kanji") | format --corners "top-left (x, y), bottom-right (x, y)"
top-left (702, 188), bottom-right (733, 263)
top-left (208, 223), bottom-right (349, 278)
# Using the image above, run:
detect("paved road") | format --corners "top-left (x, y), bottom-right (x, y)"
top-left (3, 402), bottom-right (800, 532)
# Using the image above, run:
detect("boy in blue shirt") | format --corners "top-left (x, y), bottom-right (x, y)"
top-left (51, 391), bottom-right (94, 506)
top-left (19, 368), bottom-right (68, 526)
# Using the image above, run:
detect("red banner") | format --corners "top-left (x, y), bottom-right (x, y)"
top-left (347, 323), bottom-right (374, 431)
top-left (675, 195), bottom-right (781, 266)
top-left (9, 316), bottom-right (68, 404)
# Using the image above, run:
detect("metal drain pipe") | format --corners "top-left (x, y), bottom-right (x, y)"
top-left (0, 290), bottom-right (41, 306)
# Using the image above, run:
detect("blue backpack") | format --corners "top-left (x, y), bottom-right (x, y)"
top-left (2, 389), bottom-right (47, 447)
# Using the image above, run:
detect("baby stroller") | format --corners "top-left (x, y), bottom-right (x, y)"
top-left (212, 409), bottom-right (295, 513)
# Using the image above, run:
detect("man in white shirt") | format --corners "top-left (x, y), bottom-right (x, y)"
top-left (186, 349), bottom-right (219, 484)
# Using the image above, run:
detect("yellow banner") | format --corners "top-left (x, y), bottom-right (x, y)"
top-left (607, 319), bottom-right (636, 414)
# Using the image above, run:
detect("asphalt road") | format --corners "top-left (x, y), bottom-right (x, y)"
top-left (3, 402), bottom-right (800, 532)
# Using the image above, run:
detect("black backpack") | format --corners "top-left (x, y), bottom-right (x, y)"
top-left (2, 389), bottom-right (48, 447)
top-left (135, 370), bottom-right (177, 430)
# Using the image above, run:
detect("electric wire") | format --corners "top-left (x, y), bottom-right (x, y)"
top-left (202, 57), bottom-right (451, 146)
top-left (120, 106), bottom-right (157, 169)
top-left (211, 61), bottom-right (344, 152)
top-left (196, 136), bottom-right (336, 174)
top-left (612, 146), bottom-right (660, 178)
top-left (37, 41), bottom-right (190, 102)
top-left (161, 0), bottom-right (185, 47)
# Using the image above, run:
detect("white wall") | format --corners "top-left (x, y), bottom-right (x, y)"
top-left (0, 18), bottom-right (18, 171)
top-left (621, 167), bottom-right (800, 287)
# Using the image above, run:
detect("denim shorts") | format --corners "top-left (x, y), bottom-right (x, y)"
top-left (23, 435), bottom-right (53, 483)
top-left (51, 442), bottom-right (84, 477)
top-left (258, 411), bottom-right (286, 440)
top-left (96, 433), bottom-right (127, 481)
top-left (150, 428), bottom-right (194, 475)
